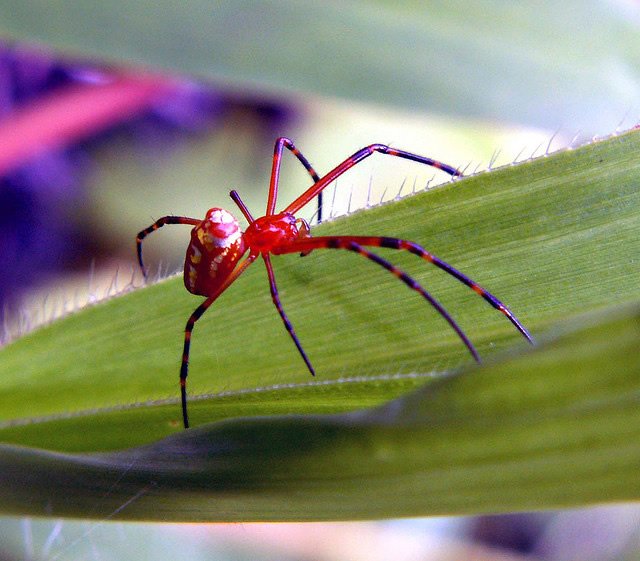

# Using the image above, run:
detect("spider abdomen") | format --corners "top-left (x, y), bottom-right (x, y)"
top-left (184, 208), bottom-right (246, 296)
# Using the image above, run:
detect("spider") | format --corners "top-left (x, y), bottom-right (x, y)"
top-left (136, 137), bottom-right (534, 428)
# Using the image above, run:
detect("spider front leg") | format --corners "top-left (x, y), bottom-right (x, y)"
top-left (274, 234), bottom-right (534, 357)
top-left (273, 237), bottom-right (480, 361)
top-left (279, 236), bottom-right (533, 345)
top-left (349, 242), bottom-right (481, 361)
top-left (267, 137), bottom-right (324, 222)
top-left (180, 296), bottom-right (217, 429)
top-left (136, 216), bottom-right (200, 280)
top-left (179, 254), bottom-right (257, 428)
top-left (378, 237), bottom-right (534, 343)
top-left (283, 144), bottom-right (462, 217)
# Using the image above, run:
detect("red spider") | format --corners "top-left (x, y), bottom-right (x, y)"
top-left (137, 137), bottom-right (533, 428)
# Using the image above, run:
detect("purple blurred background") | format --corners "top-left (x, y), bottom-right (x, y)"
top-left (0, 42), bottom-right (296, 318)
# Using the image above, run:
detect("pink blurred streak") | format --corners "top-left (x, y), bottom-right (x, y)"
top-left (0, 73), bottom-right (176, 177)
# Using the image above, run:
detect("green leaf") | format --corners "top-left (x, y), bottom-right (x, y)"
top-left (1, 304), bottom-right (639, 521)
top-left (0, 129), bottom-right (639, 519)
top-left (0, 0), bottom-right (638, 130)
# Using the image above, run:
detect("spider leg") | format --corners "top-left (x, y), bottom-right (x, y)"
top-left (179, 253), bottom-right (257, 428)
top-left (273, 239), bottom-right (480, 362)
top-left (262, 254), bottom-right (315, 375)
top-left (267, 137), bottom-right (323, 221)
top-left (136, 216), bottom-right (200, 280)
top-left (283, 144), bottom-right (461, 216)
top-left (276, 236), bottom-right (533, 345)
top-left (377, 237), bottom-right (534, 343)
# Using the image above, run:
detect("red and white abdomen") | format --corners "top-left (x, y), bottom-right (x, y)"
top-left (184, 208), bottom-right (246, 296)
